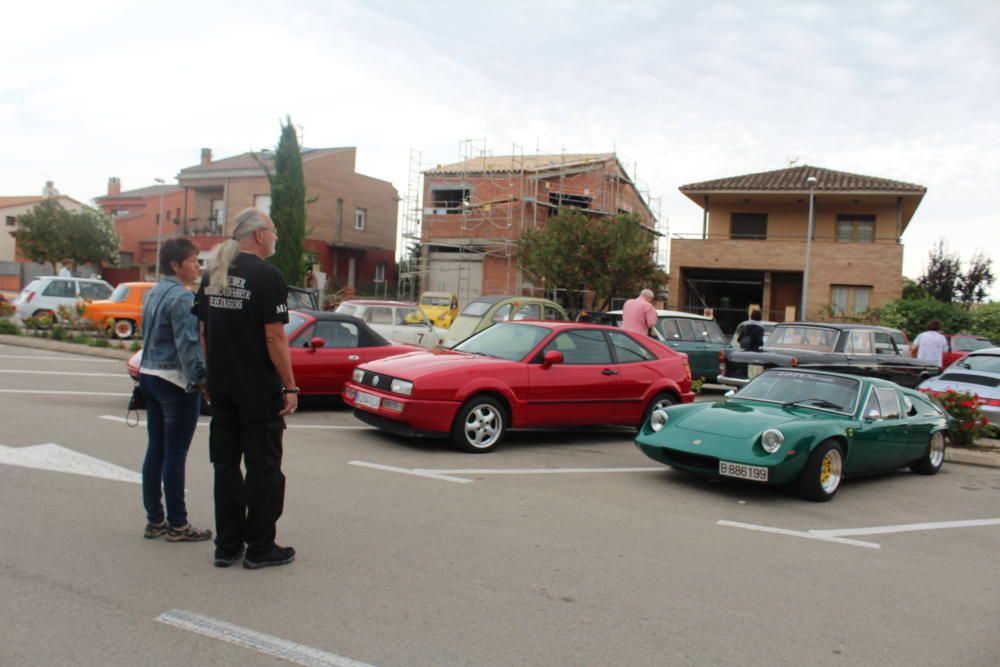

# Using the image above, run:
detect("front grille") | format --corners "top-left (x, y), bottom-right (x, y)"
top-left (663, 449), bottom-right (719, 470)
top-left (357, 370), bottom-right (396, 391)
top-left (939, 373), bottom-right (1000, 388)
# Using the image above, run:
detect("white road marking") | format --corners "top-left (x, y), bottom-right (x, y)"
top-left (0, 443), bottom-right (140, 484)
top-left (717, 520), bottom-right (881, 550)
top-left (156, 609), bottom-right (376, 667)
top-left (0, 354), bottom-right (117, 363)
top-left (348, 460), bottom-right (473, 484)
top-left (0, 368), bottom-right (122, 377)
top-left (0, 389), bottom-right (131, 397)
top-left (810, 518), bottom-right (1000, 537)
top-left (414, 466), bottom-right (665, 475)
top-left (99, 415), bottom-right (374, 430)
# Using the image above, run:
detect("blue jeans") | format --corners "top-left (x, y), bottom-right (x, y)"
top-left (140, 374), bottom-right (201, 527)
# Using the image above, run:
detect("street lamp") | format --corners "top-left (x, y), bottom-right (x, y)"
top-left (800, 175), bottom-right (818, 319)
top-left (154, 178), bottom-right (165, 279)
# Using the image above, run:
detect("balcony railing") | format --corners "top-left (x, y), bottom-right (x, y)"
top-left (671, 232), bottom-right (900, 244)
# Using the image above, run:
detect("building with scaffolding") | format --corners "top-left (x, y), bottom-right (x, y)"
top-left (400, 147), bottom-right (661, 308)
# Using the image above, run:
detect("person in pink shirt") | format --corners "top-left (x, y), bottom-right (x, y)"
top-left (621, 289), bottom-right (658, 336)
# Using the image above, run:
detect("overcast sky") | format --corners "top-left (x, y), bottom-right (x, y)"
top-left (4, 0), bottom-right (998, 296)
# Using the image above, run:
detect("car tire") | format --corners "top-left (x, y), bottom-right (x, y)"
top-left (796, 439), bottom-right (844, 502)
top-left (910, 430), bottom-right (946, 475)
top-left (451, 395), bottom-right (506, 453)
top-left (113, 319), bottom-right (135, 339)
top-left (640, 392), bottom-right (677, 429)
top-left (33, 309), bottom-right (56, 326)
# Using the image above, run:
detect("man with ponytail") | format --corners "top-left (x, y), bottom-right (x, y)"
top-left (195, 207), bottom-right (298, 569)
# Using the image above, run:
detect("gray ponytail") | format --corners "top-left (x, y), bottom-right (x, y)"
top-left (207, 208), bottom-right (271, 291)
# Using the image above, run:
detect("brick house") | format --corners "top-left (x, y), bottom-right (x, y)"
top-left (175, 147), bottom-right (398, 292)
top-left (1, 183), bottom-right (84, 290)
top-left (94, 178), bottom-right (185, 273)
top-left (670, 165), bottom-right (926, 332)
top-left (418, 153), bottom-right (657, 306)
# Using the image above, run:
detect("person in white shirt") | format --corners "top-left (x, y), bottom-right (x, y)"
top-left (58, 259), bottom-right (73, 277)
top-left (911, 319), bottom-right (948, 369)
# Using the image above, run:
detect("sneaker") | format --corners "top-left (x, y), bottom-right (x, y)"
top-left (143, 520), bottom-right (168, 539)
top-left (213, 546), bottom-right (245, 568)
top-left (166, 523), bottom-right (213, 542)
top-left (243, 545), bottom-right (296, 570)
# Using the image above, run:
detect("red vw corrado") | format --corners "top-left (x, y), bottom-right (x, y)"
top-left (343, 321), bottom-right (694, 452)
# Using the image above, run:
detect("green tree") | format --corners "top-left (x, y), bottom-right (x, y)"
top-left (878, 298), bottom-right (973, 339)
top-left (918, 241), bottom-right (962, 302)
top-left (971, 303), bottom-right (1000, 343)
top-left (518, 209), bottom-right (666, 310)
top-left (958, 252), bottom-right (995, 303)
top-left (13, 200), bottom-right (118, 272)
top-left (265, 116), bottom-right (307, 285)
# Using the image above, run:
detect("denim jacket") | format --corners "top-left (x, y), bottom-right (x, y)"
top-left (140, 277), bottom-right (206, 391)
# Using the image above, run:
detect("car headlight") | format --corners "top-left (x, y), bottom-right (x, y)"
top-left (760, 428), bottom-right (784, 453)
top-left (650, 409), bottom-right (669, 432)
top-left (352, 368), bottom-right (364, 383)
top-left (390, 379), bottom-right (413, 396)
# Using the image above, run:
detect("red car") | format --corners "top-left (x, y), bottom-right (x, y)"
top-left (942, 334), bottom-right (994, 369)
top-left (127, 310), bottom-right (418, 397)
top-left (343, 321), bottom-right (695, 452)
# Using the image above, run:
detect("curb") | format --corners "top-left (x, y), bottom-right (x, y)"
top-left (0, 334), bottom-right (134, 361)
top-left (946, 446), bottom-right (1000, 469)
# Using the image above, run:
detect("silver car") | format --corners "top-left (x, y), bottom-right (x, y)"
top-left (919, 347), bottom-right (1000, 428)
top-left (13, 276), bottom-right (113, 323)
top-left (335, 299), bottom-right (446, 349)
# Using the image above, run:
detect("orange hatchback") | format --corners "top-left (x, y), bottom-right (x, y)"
top-left (83, 281), bottom-right (155, 339)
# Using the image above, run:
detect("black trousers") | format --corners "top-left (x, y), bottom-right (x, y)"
top-left (209, 392), bottom-right (286, 556)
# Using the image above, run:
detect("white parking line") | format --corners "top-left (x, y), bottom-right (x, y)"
top-left (810, 518), bottom-right (1000, 537)
top-left (98, 415), bottom-right (373, 430)
top-left (348, 460), bottom-right (473, 484)
top-left (0, 354), bottom-right (117, 363)
top-left (414, 466), bottom-right (664, 475)
top-left (156, 609), bottom-right (376, 667)
top-left (0, 369), bottom-right (122, 377)
top-left (0, 389), bottom-right (131, 397)
top-left (717, 520), bottom-right (882, 550)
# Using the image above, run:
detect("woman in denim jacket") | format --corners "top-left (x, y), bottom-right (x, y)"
top-left (139, 238), bottom-right (212, 542)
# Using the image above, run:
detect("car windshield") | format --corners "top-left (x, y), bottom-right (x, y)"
top-left (954, 337), bottom-right (993, 352)
top-left (461, 300), bottom-right (495, 317)
top-left (109, 284), bottom-right (129, 303)
top-left (767, 326), bottom-right (838, 352)
top-left (954, 353), bottom-right (1000, 374)
top-left (284, 312), bottom-right (307, 337)
top-left (735, 369), bottom-right (860, 414)
top-left (422, 296), bottom-right (451, 307)
top-left (454, 322), bottom-right (549, 361)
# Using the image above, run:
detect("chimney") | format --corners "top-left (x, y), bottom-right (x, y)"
top-left (200, 148), bottom-right (213, 166)
top-left (42, 181), bottom-right (59, 197)
top-left (108, 177), bottom-right (121, 196)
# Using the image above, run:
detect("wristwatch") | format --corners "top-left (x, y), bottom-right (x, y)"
top-left (281, 386), bottom-right (301, 395)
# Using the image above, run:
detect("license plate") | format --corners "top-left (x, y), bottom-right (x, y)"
top-left (354, 390), bottom-right (381, 409)
top-left (719, 460), bottom-right (768, 482)
top-left (747, 364), bottom-right (764, 379)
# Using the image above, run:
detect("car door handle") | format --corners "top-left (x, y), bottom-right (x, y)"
top-left (601, 368), bottom-right (619, 375)
top-left (348, 355), bottom-right (360, 361)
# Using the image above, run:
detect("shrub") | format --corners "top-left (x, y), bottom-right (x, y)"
top-left (91, 338), bottom-right (110, 348)
top-left (72, 333), bottom-right (90, 345)
top-left (878, 299), bottom-right (973, 339)
top-left (0, 319), bottom-right (21, 335)
top-left (971, 303), bottom-right (1000, 343)
top-left (923, 388), bottom-right (991, 447)
top-left (0, 300), bottom-right (15, 318)
top-left (129, 341), bottom-right (142, 352)
top-left (51, 326), bottom-right (68, 341)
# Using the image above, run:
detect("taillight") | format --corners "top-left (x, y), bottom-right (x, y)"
top-left (790, 357), bottom-right (798, 368)
top-left (25, 291), bottom-right (35, 303)
top-left (983, 398), bottom-right (1000, 407)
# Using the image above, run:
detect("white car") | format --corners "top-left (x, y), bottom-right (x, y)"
top-left (335, 300), bottom-right (446, 348)
top-left (13, 276), bottom-right (113, 323)
top-left (919, 347), bottom-right (1000, 429)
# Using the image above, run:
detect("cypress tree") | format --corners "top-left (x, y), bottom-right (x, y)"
top-left (267, 116), bottom-right (307, 285)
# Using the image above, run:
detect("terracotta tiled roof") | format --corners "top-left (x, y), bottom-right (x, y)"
top-left (0, 196), bottom-right (44, 208)
top-left (178, 147), bottom-right (350, 175)
top-left (100, 184), bottom-right (183, 200)
top-left (426, 153), bottom-right (616, 175)
top-left (679, 165), bottom-right (926, 194)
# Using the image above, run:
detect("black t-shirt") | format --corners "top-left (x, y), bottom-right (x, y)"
top-left (194, 253), bottom-right (289, 395)
top-left (741, 322), bottom-right (765, 352)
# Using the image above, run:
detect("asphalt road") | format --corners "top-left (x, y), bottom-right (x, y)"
top-left (1, 343), bottom-right (999, 666)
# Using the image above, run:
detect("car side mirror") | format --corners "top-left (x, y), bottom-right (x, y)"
top-left (865, 409), bottom-right (881, 421)
top-left (542, 350), bottom-right (564, 368)
top-left (308, 337), bottom-right (326, 353)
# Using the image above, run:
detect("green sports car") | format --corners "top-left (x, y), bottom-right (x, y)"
top-left (635, 368), bottom-right (950, 501)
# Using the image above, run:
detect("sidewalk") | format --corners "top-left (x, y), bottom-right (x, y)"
top-left (1, 332), bottom-right (999, 468)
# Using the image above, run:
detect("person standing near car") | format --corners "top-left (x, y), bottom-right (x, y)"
top-left (139, 237), bottom-right (212, 544)
top-left (740, 309), bottom-right (765, 352)
top-left (621, 288), bottom-right (658, 336)
top-left (911, 319), bottom-right (948, 371)
top-left (196, 208), bottom-right (298, 570)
